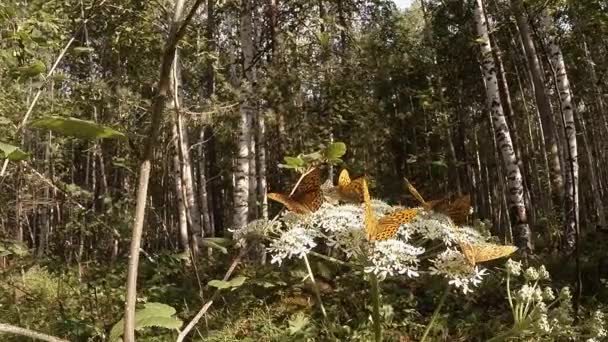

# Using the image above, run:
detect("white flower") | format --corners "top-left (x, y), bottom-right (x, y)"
top-left (589, 310), bottom-right (607, 338)
top-left (532, 287), bottom-right (543, 302)
top-left (364, 240), bottom-right (424, 280)
top-left (535, 313), bottom-right (552, 333)
top-left (429, 248), bottom-right (488, 294)
top-left (402, 214), bottom-right (461, 246)
top-left (559, 287), bottom-right (572, 301)
top-left (506, 259), bottom-right (522, 276)
top-left (542, 287), bottom-right (555, 301)
top-left (230, 218), bottom-right (282, 246)
top-left (517, 284), bottom-right (536, 302)
top-left (538, 265), bottom-right (550, 280)
top-left (524, 267), bottom-right (540, 281)
top-left (310, 203), bottom-right (365, 258)
top-left (267, 226), bottom-right (318, 266)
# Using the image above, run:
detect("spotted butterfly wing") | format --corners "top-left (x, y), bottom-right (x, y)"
top-left (432, 195), bottom-right (471, 225)
top-left (459, 241), bottom-right (518, 266)
top-left (338, 169), bottom-right (365, 203)
top-left (404, 178), bottom-right (471, 224)
top-left (363, 178), bottom-right (419, 241)
top-left (268, 168), bottom-right (323, 214)
top-left (374, 208), bottom-right (419, 241)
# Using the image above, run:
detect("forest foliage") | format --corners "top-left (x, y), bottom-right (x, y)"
top-left (2, 0), bottom-right (608, 340)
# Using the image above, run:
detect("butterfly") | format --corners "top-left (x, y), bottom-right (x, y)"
top-left (458, 241), bottom-right (518, 266)
top-left (336, 169), bottom-right (366, 203)
top-left (404, 178), bottom-right (471, 225)
top-left (362, 178), bottom-right (419, 241)
top-left (268, 167), bottom-right (323, 214)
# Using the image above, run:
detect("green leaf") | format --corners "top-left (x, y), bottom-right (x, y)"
top-left (208, 280), bottom-right (231, 289)
top-left (228, 276), bottom-right (247, 288)
top-left (73, 47), bottom-right (95, 55)
top-left (0, 117), bottom-right (11, 125)
top-left (208, 276), bottom-right (248, 289)
top-left (283, 156), bottom-right (304, 167)
top-left (430, 160), bottom-right (448, 168)
top-left (18, 60), bottom-right (46, 77)
top-left (200, 239), bottom-right (228, 254)
top-left (109, 302), bottom-right (182, 341)
top-left (31, 116), bottom-right (127, 141)
top-left (0, 141), bottom-right (29, 161)
top-left (323, 142), bottom-right (347, 160)
top-left (300, 151), bottom-right (323, 163)
top-left (288, 312), bottom-right (309, 335)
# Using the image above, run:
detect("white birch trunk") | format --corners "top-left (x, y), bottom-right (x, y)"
top-left (541, 11), bottom-right (580, 248)
top-left (233, 0), bottom-right (256, 229)
top-left (474, 0), bottom-right (532, 251)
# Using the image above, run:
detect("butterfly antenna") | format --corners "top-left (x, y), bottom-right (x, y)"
top-left (404, 177), bottom-right (428, 206)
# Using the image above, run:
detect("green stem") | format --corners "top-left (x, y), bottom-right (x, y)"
top-left (420, 287), bottom-right (449, 342)
top-left (303, 254), bottom-right (327, 318)
top-left (369, 273), bottom-right (382, 342)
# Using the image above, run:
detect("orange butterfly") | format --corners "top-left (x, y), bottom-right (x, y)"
top-left (404, 178), bottom-right (471, 225)
top-left (268, 167), bottom-right (323, 214)
top-left (459, 241), bottom-right (518, 266)
top-left (362, 178), bottom-right (419, 241)
top-left (336, 169), bottom-right (366, 203)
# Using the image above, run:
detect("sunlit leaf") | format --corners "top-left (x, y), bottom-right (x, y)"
top-left (0, 141), bottom-right (29, 161)
top-left (323, 142), bottom-right (347, 160)
top-left (31, 116), bottom-right (126, 140)
top-left (288, 312), bottom-right (309, 335)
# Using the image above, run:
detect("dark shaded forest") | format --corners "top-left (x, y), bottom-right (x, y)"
top-left (1, 0), bottom-right (608, 340)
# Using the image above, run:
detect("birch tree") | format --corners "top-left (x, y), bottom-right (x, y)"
top-left (232, 0), bottom-right (256, 229)
top-left (541, 11), bottom-right (580, 249)
top-left (510, 0), bottom-right (563, 205)
top-left (474, 0), bottom-right (532, 252)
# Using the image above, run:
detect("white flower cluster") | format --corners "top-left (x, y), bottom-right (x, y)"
top-left (364, 239), bottom-right (425, 280)
top-left (310, 203), bottom-right (366, 258)
top-left (230, 218), bottom-right (283, 247)
top-left (400, 212), bottom-right (459, 246)
top-left (429, 248), bottom-right (488, 294)
top-left (267, 225), bottom-right (319, 266)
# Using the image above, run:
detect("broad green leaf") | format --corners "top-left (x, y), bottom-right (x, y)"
top-left (323, 142), bottom-right (347, 160)
top-left (73, 47), bottom-right (95, 55)
top-left (288, 312), bottom-right (309, 335)
top-left (430, 160), bottom-right (448, 168)
top-left (200, 239), bottom-right (228, 254)
top-left (202, 237), bottom-right (234, 247)
top-left (109, 302), bottom-right (182, 341)
top-left (228, 276), bottom-right (247, 288)
top-left (0, 117), bottom-right (11, 125)
top-left (283, 156), bottom-right (304, 167)
top-left (31, 116), bottom-right (126, 140)
top-left (18, 60), bottom-right (46, 77)
top-left (208, 280), bottom-right (231, 289)
top-left (209, 276), bottom-right (247, 289)
top-left (0, 141), bottom-right (29, 161)
top-left (300, 151), bottom-right (323, 162)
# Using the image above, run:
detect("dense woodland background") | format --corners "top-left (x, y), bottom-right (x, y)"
top-left (2, 0), bottom-right (608, 340)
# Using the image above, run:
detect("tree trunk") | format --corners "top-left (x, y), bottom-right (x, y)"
top-left (123, 0), bottom-right (204, 339)
top-left (474, 0), bottom-right (532, 252)
top-left (171, 51), bottom-right (204, 252)
top-left (233, 0), bottom-right (256, 230)
top-left (541, 11), bottom-right (580, 250)
top-left (172, 120), bottom-right (190, 252)
top-left (510, 0), bottom-right (563, 205)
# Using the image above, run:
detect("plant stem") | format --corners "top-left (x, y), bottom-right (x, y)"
top-left (420, 287), bottom-right (449, 342)
top-left (369, 273), bottom-right (382, 342)
top-left (303, 254), bottom-right (327, 318)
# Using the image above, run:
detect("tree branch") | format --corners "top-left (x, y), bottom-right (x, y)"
top-left (0, 323), bottom-right (69, 342)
